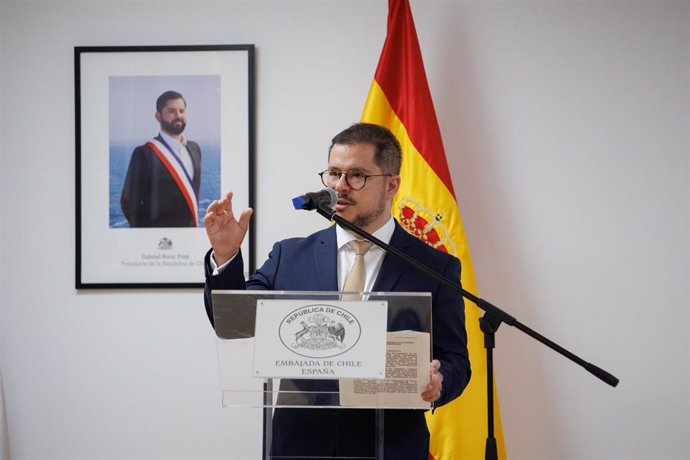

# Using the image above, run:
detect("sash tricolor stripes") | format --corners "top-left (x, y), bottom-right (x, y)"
top-left (147, 138), bottom-right (198, 226)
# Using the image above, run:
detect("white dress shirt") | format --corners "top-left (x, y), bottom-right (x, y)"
top-left (336, 216), bottom-right (395, 292)
top-left (159, 131), bottom-right (195, 178)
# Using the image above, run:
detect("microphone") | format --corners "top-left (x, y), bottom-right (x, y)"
top-left (292, 188), bottom-right (338, 211)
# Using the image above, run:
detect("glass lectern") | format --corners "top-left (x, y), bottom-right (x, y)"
top-left (211, 290), bottom-right (433, 460)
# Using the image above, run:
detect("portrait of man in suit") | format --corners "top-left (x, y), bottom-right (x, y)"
top-left (202, 123), bottom-right (471, 459)
top-left (120, 90), bottom-right (202, 228)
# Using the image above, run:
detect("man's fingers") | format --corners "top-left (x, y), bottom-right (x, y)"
top-left (421, 360), bottom-right (443, 402)
top-left (206, 191), bottom-right (238, 217)
top-left (206, 199), bottom-right (219, 214)
top-left (238, 208), bottom-right (254, 229)
top-left (221, 191), bottom-right (237, 213)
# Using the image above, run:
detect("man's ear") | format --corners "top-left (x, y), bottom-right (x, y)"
top-left (387, 175), bottom-right (401, 198)
top-left (155, 112), bottom-right (161, 123)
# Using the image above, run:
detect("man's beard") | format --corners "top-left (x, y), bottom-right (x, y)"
top-left (352, 203), bottom-right (386, 228)
top-left (161, 119), bottom-right (186, 135)
top-left (346, 191), bottom-right (388, 229)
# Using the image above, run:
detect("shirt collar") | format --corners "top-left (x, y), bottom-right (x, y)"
top-left (159, 131), bottom-right (187, 149)
top-left (336, 215), bottom-right (396, 251)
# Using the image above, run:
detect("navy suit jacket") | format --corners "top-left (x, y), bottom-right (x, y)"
top-left (204, 221), bottom-right (471, 459)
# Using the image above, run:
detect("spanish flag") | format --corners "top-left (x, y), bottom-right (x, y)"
top-left (361, 1), bottom-right (506, 458)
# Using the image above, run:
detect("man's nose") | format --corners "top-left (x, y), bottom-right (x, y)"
top-left (333, 173), bottom-right (350, 192)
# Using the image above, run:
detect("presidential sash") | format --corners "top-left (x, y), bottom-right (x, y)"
top-left (147, 137), bottom-right (199, 226)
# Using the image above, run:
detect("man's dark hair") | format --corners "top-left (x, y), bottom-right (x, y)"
top-left (156, 90), bottom-right (186, 113)
top-left (329, 123), bottom-right (402, 174)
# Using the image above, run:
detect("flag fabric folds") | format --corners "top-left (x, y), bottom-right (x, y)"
top-left (361, 0), bottom-right (506, 458)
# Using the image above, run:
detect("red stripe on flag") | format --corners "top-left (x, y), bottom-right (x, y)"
top-left (373, 0), bottom-right (455, 197)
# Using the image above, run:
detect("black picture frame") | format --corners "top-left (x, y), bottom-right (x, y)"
top-left (75, 45), bottom-right (255, 289)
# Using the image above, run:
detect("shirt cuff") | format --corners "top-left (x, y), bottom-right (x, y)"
top-left (210, 250), bottom-right (238, 275)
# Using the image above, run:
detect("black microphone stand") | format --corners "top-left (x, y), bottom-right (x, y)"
top-left (315, 205), bottom-right (619, 460)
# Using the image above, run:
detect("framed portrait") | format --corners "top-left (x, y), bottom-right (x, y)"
top-left (75, 45), bottom-right (255, 288)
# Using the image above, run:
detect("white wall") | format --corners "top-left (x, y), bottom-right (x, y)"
top-left (0, 1), bottom-right (687, 459)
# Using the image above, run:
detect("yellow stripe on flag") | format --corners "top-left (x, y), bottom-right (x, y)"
top-left (362, 81), bottom-right (474, 273)
top-left (361, 2), bottom-right (506, 458)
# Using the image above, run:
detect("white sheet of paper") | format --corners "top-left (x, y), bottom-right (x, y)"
top-left (339, 330), bottom-right (431, 409)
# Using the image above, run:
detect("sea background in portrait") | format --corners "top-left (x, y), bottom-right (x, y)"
top-left (109, 143), bottom-right (220, 228)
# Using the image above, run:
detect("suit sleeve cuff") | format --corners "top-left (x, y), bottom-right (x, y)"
top-left (210, 250), bottom-right (239, 275)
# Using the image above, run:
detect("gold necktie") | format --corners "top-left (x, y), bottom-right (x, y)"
top-left (342, 240), bottom-right (373, 299)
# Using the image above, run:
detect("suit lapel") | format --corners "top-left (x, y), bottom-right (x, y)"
top-left (372, 222), bottom-right (413, 292)
top-left (313, 226), bottom-right (338, 291)
top-left (189, 143), bottom-right (202, 193)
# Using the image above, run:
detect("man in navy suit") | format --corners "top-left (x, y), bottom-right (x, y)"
top-left (203, 123), bottom-right (471, 459)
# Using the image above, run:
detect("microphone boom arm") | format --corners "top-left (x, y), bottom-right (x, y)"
top-left (315, 204), bottom-right (619, 387)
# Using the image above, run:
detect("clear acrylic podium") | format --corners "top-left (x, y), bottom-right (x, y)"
top-left (211, 290), bottom-right (433, 460)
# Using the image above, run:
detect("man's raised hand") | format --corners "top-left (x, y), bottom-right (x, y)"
top-left (203, 191), bottom-right (253, 266)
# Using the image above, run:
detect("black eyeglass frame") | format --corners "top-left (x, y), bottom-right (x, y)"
top-left (318, 170), bottom-right (393, 191)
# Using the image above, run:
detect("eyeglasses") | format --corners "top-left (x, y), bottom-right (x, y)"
top-left (319, 169), bottom-right (393, 191)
